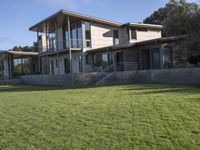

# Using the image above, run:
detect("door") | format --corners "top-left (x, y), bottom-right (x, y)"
top-left (116, 52), bottom-right (124, 71)
top-left (50, 60), bottom-right (54, 74)
top-left (142, 49), bottom-right (150, 70)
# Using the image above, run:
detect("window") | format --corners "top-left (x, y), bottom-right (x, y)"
top-left (163, 46), bottom-right (173, 69)
top-left (84, 21), bottom-right (91, 48)
top-left (142, 49), bottom-right (151, 70)
top-left (131, 29), bottom-right (137, 40)
top-left (126, 28), bottom-right (130, 40)
top-left (48, 32), bottom-right (56, 51)
top-left (64, 58), bottom-right (70, 73)
top-left (151, 48), bottom-right (160, 69)
top-left (79, 55), bottom-right (83, 73)
top-left (86, 54), bottom-right (92, 65)
top-left (50, 60), bottom-right (54, 74)
top-left (113, 30), bottom-right (119, 45)
top-left (141, 47), bottom-right (161, 70)
top-left (64, 28), bottom-right (69, 49)
top-left (64, 21), bottom-right (83, 49)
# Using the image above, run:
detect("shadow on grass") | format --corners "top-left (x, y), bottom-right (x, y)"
top-left (122, 84), bottom-right (200, 95)
top-left (0, 83), bottom-right (199, 94)
top-left (0, 84), bottom-right (121, 93)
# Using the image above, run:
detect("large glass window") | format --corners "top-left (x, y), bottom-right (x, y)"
top-left (113, 30), bottom-right (119, 45)
top-left (84, 21), bottom-right (91, 48)
top-left (64, 58), bottom-right (70, 73)
top-left (142, 49), bottom-right (151, 70)
top-left (141, 47), bottom-right (161, 70)
top-left (48, 32), bottom-right (56, 52)
top-left (151, 48), bottom-right (160, 69)
top-left (64, 21), bottom-right (83, 49)
top-left (64, 28), bottom-right (69, 49)
top-left (13, 58), bottom-right (31, 76)
top-left (131, 29), bottom-right (137, 40)
top-left (163, 46), bottom-right (173, 69)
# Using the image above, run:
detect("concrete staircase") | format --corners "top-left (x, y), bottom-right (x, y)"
top-left (95, 72), bottom-right (116, 86)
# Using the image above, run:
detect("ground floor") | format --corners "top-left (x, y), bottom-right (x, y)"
top-left (0, 51), bottom-right (39, 79)
top-left (39, 38), bottom-right (188, 75)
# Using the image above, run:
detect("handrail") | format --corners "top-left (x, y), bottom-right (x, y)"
top-left (38, 39), bottom-right (84, 54)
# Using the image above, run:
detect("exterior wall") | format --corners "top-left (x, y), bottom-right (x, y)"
top-left (130, 30), bottom-right (162, 43)
top-left (90, 23), bottom-right (118, 49)
top-left (47, 52), bottom-right (82, 75)
top-left (21, 68), bottom-right (200, 86)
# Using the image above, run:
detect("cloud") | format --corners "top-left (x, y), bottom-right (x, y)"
top-left (32, 0), bottom-right (92, 9)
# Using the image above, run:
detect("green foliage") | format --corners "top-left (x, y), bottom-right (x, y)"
top-left (144, 0), bottom-right (200, 65)
top-left (0, 84), bottom-right (199, 149)
top-left (10, 42), bottom-right (38, 52)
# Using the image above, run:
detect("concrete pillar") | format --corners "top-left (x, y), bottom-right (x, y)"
top-left (67, 16), bottom-right (72, 73)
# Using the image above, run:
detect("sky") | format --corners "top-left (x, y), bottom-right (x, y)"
top-left (0, 0), bottom-right (196, 50)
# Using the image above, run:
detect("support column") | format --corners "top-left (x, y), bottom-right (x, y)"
top-left (0, 54), bottom-right (3, 78)
top-left (160, 45), bottom-right (164, 69)
top-left (113, 52), bottom-right (116, 72)
top-left (45, 23), bottom-right (48, 52)
top-left (81, 21), bottom-right (86, 73)
top-left (47, 55), bottom-right (49, 74)
top-left (67, 16), bottom-right (72, 74)
top-left (57, 53), bottom-right (60, 74)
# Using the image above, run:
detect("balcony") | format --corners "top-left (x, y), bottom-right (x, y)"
top-left (38, 39), bottom-right (85, 55)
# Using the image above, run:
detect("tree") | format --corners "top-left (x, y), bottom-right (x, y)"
top-left (10, 42), bottom-right (38, 52)
top-left (144, 0), bottom-right (200, 66)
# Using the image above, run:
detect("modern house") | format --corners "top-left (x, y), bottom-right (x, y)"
top-left (27, 10), bottom-right (186, 75)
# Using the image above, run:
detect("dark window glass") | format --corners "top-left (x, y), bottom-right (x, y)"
top-left (48, 32), bottom-right (56, 52)
top-left (113, 30), bottom-right (119, 45)
top-left (142, 49), bottom-right (151, 70)
top-left (163, 46), bottom-right (173, 69)
top-left (84, 21), bottom-right (91, 48)
top-left (131, 29), bottom-right (137, 40)
top-left (64, 58), bottom-right (70, 73)
top-left (79, 55), bottom-right (83, 73)
top-left (151, 48), bottom-right (160, 69)
top-left (86, 55), bottom-right (92, 65)
top-left (50, 60), bottom-right (54, 74)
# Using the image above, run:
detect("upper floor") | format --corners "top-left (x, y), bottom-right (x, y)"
top-left (29, 10), bottom-right (162, 54)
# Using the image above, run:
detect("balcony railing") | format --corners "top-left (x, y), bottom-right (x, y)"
top-left (38, 39), bottom-right (87, 54)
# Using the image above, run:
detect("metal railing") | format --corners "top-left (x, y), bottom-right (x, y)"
top-left (89, 62), bottom-right (138, 73)
top-left (38, 39), bottom-right (84, 54)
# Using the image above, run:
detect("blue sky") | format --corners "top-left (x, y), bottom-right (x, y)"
top-left (0, 0), bottom-right (192, 50)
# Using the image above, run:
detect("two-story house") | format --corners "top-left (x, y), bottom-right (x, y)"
top-left (29, 10), bottom-right (187, 75)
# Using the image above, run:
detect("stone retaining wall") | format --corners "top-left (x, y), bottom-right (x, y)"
top-left (19, 68), bottom-right (200, 86)
top-left (110, 68), bottom-right (200, 85)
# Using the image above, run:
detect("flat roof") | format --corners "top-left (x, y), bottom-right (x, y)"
top-left (0, 51), bottom-right (38, 56)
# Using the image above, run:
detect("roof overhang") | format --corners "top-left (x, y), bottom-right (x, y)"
top-left (0, 51), bottom-right (38, 58)
top-left (87, 35), bottom-right (186, 54)
top-left (29, 10), bottom-right (122, 32)
top-left (123, 23), bottom-right (163, 30)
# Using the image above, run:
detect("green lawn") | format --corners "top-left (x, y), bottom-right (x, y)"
top-left (0, 84), bottom-right (199, 150)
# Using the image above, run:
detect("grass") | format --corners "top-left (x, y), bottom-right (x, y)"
top-left (0, 84), bottom-right (199, 150)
